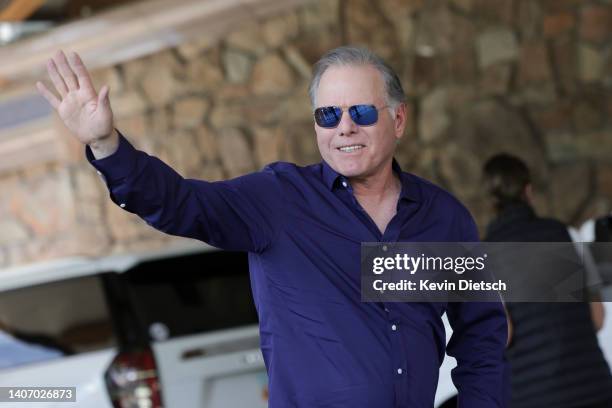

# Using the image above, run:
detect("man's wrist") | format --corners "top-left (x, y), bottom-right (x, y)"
top-left (89, 129), bottom-right (120, 160)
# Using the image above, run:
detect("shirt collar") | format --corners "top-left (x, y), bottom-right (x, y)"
top-left (321, 158), bottom-right (420, 202)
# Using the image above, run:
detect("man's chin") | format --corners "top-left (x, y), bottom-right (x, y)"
top-left (334, 163), bottom-right (366, 178)
top-left (326, 156), bottom-right (372, 178)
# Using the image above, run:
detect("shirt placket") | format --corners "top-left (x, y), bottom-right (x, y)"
top-left (386, 302), bottom-right (410, 407)
top-left (337, 177), bottom-right (410, 407)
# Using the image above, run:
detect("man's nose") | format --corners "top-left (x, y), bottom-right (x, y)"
top-left (337, 110), bottom-right (358, 136)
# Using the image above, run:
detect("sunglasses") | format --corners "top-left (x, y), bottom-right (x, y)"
top-left (314, 104), bottom-right (389, 128)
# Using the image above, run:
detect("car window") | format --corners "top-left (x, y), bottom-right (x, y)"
top-left (0, 274), bottom-right (116, 369)
top-left (119, 250), bottom-right (258, 341)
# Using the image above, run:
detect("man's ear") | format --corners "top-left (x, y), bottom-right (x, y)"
top-left (394, 103), bottom-right (408, 139)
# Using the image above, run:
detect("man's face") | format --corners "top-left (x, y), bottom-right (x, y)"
top-left (314, 64), bottom-right (406, 179)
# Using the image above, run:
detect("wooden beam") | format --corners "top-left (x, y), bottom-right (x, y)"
top-left (0, 0), bottom-right (45, 21)
top-left (0, 0), bottom-right (314, 85)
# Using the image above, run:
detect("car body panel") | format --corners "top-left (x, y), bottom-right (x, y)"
top-left (0, 348), bottom-right (117, 408)
top-left (153, 325), bottom-right (268, 408)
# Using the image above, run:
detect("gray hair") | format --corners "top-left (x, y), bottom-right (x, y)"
top-left (308, 46), bottom-right (406, 109)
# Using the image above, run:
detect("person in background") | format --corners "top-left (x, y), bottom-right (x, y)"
top-left (483, 153), bottom-right (612, 408)
top-left (570, 209), bottom-right (612, 385)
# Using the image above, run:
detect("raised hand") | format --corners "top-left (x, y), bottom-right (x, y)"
top-left (37, 50), bottom-right (116, 149)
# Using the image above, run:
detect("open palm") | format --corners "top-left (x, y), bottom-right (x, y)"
top-left (37, 51), bottom-right (113, 145)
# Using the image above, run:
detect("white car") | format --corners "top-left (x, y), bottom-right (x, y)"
top-left (0, 243), bottom-right (268, 408)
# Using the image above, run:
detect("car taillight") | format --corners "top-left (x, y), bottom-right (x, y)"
top-left (105, 348), bottom-right (163, 408)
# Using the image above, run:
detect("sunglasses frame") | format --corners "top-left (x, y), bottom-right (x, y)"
top-left (314, 104), bottom-right (390, 129)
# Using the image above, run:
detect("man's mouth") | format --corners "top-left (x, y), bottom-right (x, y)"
top-left (337, 144), bottom-right (365, 153)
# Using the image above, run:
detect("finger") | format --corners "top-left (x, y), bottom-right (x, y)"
top-left (36, 81), bottom-right (60, 110)
top-left (97, 85), bottom-right (109, 107)
top-left (46, 58), bottom-right (68, 97)
top-left (54, 50), bottom-right (79, 91)
top-left (68, 52), bottom-right (95, 93)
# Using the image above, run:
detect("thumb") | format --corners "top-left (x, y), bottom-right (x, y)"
top-left (97, 85), bottom-right (110, 107)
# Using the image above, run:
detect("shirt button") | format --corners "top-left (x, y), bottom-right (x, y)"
top-left (391, 324), bottom-right (397, 331)
top-left (119, 203), bottom-right (126, 208)
top-left (397, 368), bottom-right (403, 375)
top-left (341, 181), bottom-right (348, 188)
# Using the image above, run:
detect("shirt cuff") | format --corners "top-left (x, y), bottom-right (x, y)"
top-left (85, 131), bottom-right (138, 185)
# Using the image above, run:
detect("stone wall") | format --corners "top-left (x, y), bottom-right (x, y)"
top-left (1, 0), bottom-right (611, 267)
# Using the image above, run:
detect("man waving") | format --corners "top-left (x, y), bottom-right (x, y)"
top-left (38, 46), bottom-right (507, 407)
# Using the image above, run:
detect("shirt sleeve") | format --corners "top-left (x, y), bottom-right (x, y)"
top-left (445, 209), bottom-right (509, 407)
top-left (86, 131), bottom-right (284, 253)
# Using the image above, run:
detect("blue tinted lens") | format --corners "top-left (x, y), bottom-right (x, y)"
top-left (314, 106), bottom-right (343, 128)
top-left (349, 105), bottom-right (378, 126)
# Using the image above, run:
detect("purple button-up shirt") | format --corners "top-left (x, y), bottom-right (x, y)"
top-left (87, 133), bottom-right (507, 407)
